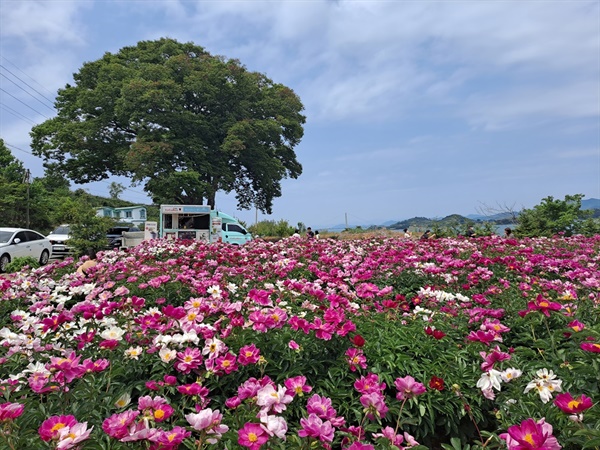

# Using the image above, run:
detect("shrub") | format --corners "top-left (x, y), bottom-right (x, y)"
top-left (4, 256), bottom-right (40, 273)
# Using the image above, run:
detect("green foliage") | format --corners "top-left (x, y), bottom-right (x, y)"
top-left (69, 215), bottom-right (114, 256)
top-left (31, 37), bottom-right (306, 214)
top-left (248, 219), bottom-right (295, 237)
top-left (109, 182), bottom-right (125, 199)
top-left (4, 256), bottom-right (40, 273)
top-left (516, 194), bottom-right (596, 237)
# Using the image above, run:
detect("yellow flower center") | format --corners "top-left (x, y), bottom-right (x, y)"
top-left (51, 423), bottom-right (66, 433)
top-left (248, 432), bottom-right (258, 443)
top-left (568, 400), bottom-right (581, 409)
top-left (154, 409), bottom-right (165, 420)
top-left (524, 434), bottom-right (535, 445)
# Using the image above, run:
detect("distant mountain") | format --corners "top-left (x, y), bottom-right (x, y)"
top-left (317, 198), bottom-right (600, 232)
top-left (388, 214), bottom-right (476, 230)
top-left (466, 212), bottom-right (515, 221)
top-left (582, 198), bottom-right (600, 210)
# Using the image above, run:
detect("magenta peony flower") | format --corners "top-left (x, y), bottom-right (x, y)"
top-left (238, 422), bottom-right (269, 450)
top-left (500, 418), bottom-right (561, 449)
top-left (580, 342), bottom-right (600, 353)
top-left (38, 415), bottom-right (78, 441)
top-left (554, 393), bottom-right (593, 414)
top-left (238, 344), bottom-right (261, 365)
top-left (0, 402), bottom-right (24, 421)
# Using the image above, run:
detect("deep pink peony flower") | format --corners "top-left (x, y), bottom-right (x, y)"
top-left (580, 342), bottom-right (600, 353)
top-left (284, 375), bottom-right (312, 397)
top-left (526, 295), bottom-right (562, 317)
top-left (554, 393), bottom-right (593, 414)
top-left (238, 344), bottom-right (261, 365)
top-left (39, 415), bottom-right (78, 441)
top-left (500, 418), bottom-right (561, 450)
top-left (0, 402), bottom-right (24, 421)
top-left (345, 348), bottom-right (367, 372)
top-left (238, 422), bottom-right (269, 450)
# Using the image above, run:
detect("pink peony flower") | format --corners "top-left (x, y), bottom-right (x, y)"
top-left (394, 375), bottom-right (426, 401)
top-left (39, 415), bottom-right (78, 441)
top-left (554, 393), bottom-right (593, 414)
top-left (0, 402), bottom-right (24, 421)
top-left (580, 342), bottom-right (600, 353)
top-left (284, 375), bottom-right (312, 397)
top-left (238, 344), bottom-right (261, 365)
top-left (500, 418), bottom-right (561, 450)
top-left (238, 422), bottom-right (269, 450)
top-left (298, 413), bottom-right (334, 442)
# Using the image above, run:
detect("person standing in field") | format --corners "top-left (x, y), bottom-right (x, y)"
top-left (403, 228), bottom-right (412, 238)
top-left (306, 227), bottom-right (315, 238)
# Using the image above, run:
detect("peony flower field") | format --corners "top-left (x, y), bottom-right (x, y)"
top-left (0, 234), bottom-right (599, 450)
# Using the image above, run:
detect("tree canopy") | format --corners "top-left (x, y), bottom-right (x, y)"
top-left (515, 194), bottom-right (600, 237)
top-left (30, 38), bottom-right (305, 213)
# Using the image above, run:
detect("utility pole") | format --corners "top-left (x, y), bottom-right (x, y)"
top-left (23, 169), bottom-right (30, 228)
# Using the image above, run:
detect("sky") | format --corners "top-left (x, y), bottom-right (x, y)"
top-left (1, 0), bottom-right (599, 230)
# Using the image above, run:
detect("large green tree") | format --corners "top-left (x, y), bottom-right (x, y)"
top-left (30, 38), bottom-right (305, 213)
top-left (516, 194), bottom-right (599, 237)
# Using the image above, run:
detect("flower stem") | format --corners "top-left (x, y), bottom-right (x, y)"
top-left (394, 398), bottom-right (407, 435)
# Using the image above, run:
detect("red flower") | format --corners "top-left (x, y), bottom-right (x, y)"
top-left (352, 335), bottom-right (365, 347)
top-left (424, 327), bottom-right (446, 340)
top-left (432, 329), bottom-right (446, 340)
top-left (429, 376), bottom-right (445, 391)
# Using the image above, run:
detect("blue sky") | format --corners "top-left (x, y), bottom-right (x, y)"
top-left (1, 0), bottom-right (599, 229)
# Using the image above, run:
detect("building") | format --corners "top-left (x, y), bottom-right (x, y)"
top-left (96, 206), bottom-right (147, 225)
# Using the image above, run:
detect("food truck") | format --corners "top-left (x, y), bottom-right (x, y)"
top-left (159, 205), bottom-right (252, 245)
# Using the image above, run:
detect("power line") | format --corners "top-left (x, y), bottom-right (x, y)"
top-left (0, 56), bottom-right (57, 100)
top-left (0, 87), bottom-right (50, 119)
top-left (4, 142), bottom-right (38, 157)
top-left (0, 72), bottom-right (55, 113)
top-left (0, 64), bottom-right (56, 109)
top-left (0, 103), bottom-right (37, 125)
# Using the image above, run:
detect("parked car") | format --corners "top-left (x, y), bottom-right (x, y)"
top-left (0, 228), bottom-right (52, 272)
top-left (47, 224), bottom-right (73, 259)
top-left (106, 225), bottom-right (141, 249)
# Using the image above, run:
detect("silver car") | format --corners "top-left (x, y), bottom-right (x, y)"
top-left (0, 228), bottom-right (53, 272)
top-left (47, 224), bottom-right (73, 258)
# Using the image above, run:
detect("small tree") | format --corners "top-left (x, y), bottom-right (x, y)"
top-left (109, 182), bottom-right (125, 200)
top-left (515, 194), bottom-right (595, 237)
top-left (69, 215), bottom-right (114, 257)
